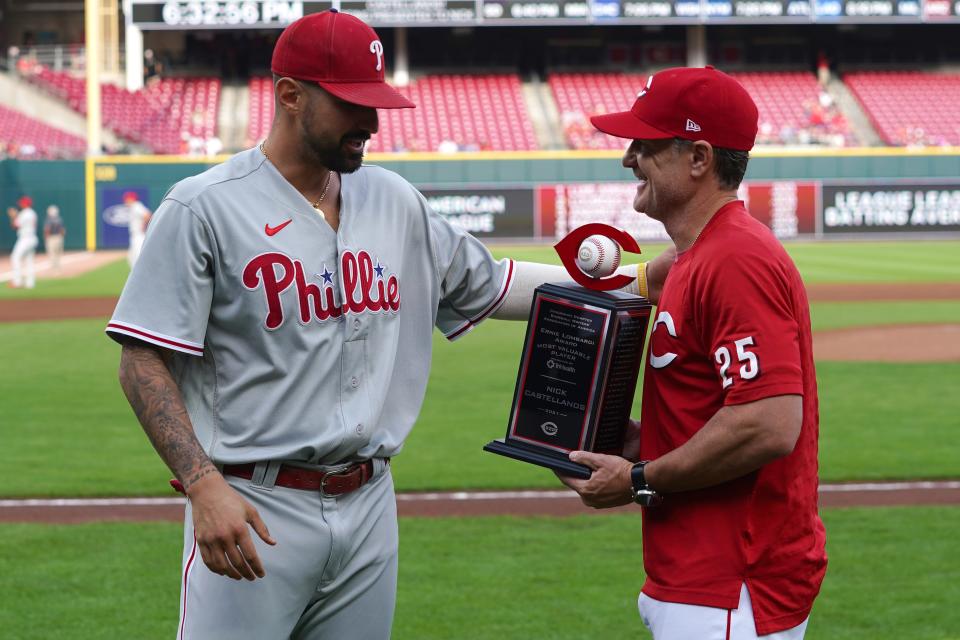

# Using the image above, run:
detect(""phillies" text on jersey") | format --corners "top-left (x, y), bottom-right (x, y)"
top-left (243, 249), bottom-right (401, 329)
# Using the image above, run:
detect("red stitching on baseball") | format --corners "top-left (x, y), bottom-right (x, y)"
top-left (591, 238), bottom-right (604, 273)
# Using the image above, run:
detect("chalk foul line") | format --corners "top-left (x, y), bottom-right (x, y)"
top-left (1, 481), bottom-right (959, 508)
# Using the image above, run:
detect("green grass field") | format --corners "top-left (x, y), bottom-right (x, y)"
top-left (1, 506), bottom-right (958, 639)
top-left (1, 239), bottom-right (959, 496)
top-left (1, 240), bottom-right (958, 301)
top-left (1, 317), bottom-right (958, 495)
top-left (1, 240), bottom-right (959, 639)
top-left (0, 258), bottom-right (130, 300)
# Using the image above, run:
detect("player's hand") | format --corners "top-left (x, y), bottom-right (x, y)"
top-left (622, 418), bottom-right (642, 462)
top-left (6, 207), bottom-right (16, 218)
top-left (186, 472), bottom-right (277, 581)
top-left (555, 451), bottom-right (634, 509)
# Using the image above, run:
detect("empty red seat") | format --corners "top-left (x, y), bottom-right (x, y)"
top-left (248, 74), bottom-right (538, 152)
top-left (550, 71), bottom-right (855, 149)
top-left (0, 104), bottom-right (86, 158)
top-left (28, 66), bottom-right (221, 154)
top-left (845, 71), bottom-right (960, 146)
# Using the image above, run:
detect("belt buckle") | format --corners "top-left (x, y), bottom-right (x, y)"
top-left (319, 462), bottom-right (355, 498)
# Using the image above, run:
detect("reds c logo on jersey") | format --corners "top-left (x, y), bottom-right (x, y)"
top-left (649, 310), bottom-right (678, 369)
top-left (242, 249), bottom-right (400, 330)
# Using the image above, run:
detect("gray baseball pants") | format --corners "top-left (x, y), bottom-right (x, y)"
top-left (176, 459), bottom-right (397, 639)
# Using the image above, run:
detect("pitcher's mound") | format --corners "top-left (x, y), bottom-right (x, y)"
top-left (814, 324), bottom-right (960, 362)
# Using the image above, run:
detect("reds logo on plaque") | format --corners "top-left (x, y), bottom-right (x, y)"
top-left (540, 422), bottom-right (559, 436)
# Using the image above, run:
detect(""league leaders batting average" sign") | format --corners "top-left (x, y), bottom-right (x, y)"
top-left (822, 182), bottom-right (960, 233)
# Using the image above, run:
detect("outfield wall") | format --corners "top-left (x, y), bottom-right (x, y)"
top-left (1, 148), bottom-right (959, 252)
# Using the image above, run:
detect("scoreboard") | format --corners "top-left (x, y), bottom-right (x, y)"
top-left (129, 0), bottom-right (960, 28)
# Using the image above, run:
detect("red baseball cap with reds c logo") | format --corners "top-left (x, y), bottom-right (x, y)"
top-left (271, 9), bottom-right (415, 109)
top-left (591, 66), bottom-right (758, 151)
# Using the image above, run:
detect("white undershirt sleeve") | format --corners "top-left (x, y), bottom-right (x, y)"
top-left (491, 261), bottom-right (647, 320)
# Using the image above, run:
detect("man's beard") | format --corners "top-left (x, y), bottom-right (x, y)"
top-left (299, 117), bottom-right (368, 174)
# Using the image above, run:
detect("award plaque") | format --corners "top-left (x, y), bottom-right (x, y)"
top-left (484, 224), bottom-right (653, 479)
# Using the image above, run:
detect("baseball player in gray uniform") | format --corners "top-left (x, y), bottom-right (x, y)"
top-left (108, 10), bottom-right (672, 640)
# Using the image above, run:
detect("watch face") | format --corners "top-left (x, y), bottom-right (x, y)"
top-left (633, 489), bottom-right (662, 507)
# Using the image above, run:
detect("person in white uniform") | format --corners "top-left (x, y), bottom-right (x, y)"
top-left (44, 205), bottom-right (66, 272)
top-left (7, 195), bottom-right (38, 289)
top-left (122, 191), bottom-right (152, 267)
top-left (108, 10), bottom-right (673, 640)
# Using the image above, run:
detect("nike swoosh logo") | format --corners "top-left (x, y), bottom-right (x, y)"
top-left (265, 219), bottom-right (293, 237)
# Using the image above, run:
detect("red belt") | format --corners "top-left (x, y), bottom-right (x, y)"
top-left (170, 460), bottom-right (385, 497)
top-left (223, 460), bottom-right (383, 496)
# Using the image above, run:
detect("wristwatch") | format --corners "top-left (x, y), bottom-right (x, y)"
top-left (630, 461), bottom-right (663, 507)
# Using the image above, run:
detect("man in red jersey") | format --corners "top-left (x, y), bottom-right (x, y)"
top-left (557, 66), bottom-right (827, 640)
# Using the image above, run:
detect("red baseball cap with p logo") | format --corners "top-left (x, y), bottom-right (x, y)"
top-left (591, 66), bottom-right (758, 151)
top-left (271, 9), bottom-right (415, 109)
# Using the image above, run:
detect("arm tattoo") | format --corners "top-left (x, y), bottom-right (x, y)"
top-left (118, 343), bottom-right (216, 490)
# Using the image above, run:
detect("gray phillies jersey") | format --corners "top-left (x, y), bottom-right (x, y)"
top-left (106, 147), bottom-right (514, 464)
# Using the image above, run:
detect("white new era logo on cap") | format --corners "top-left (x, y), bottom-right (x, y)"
top-left (686, 119), bottom-right (702, 132)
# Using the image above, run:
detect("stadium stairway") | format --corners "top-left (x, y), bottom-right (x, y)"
top-left (522, 77), bottom-right (567, 151)
top-left (0, 71), bottom-right (122, 149)
top-left (218, 82), bottom-right (247, 152)
top-left (827, 77), bottom-right (883, 146)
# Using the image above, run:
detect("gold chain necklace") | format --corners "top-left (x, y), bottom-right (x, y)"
top-left (260, 142), bottom-right (333, 209)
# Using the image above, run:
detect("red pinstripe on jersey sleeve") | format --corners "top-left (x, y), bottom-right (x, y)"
top-left (106, 321), bottom-right (204, 356)
top-left (445, 258), bottom-right (516, 341)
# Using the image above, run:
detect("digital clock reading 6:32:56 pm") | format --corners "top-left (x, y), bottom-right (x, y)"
top-left (158, 0), bottom-right (305, 26)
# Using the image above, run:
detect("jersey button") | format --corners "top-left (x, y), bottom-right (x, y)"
top-left (355, 423), bottom-right (364, 434)
top-left (351, 376), bottom-right (359, 388)
top-left (353, 319), bottom-right (361, 331)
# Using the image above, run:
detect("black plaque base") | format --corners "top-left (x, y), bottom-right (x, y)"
top-left (483, 439), bottom-right (592, 479)
top-left (485, 282), bottom-right (652, 479)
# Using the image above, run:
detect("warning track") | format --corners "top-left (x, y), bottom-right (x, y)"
top-left (1, 481), bottom-right (958, 524)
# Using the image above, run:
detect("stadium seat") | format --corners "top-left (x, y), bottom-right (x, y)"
top-left (247, 74), bottom-right (538, 152)
top-left (0, 104), bottom-right (86, 159)
top-left (550, 71), bottom-right (854, 149)
top-left (845, 71), bottom-right (960, 146)
top-left (28, 67), bottom-right (221, 154)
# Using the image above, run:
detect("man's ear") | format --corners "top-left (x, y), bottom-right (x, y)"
top-left (275, 77), bottom-right (304, 115)
top-left (689, 141), bottom-right (714, 180)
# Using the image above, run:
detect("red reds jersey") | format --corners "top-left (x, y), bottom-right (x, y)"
top-left (639, 201), bottom-right (827, 635)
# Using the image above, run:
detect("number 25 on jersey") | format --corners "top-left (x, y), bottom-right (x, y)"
top-left (714, 337), bottom-right (759, 389)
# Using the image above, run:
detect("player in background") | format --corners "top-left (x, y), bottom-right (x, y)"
top-left (43, 205), bottom-right (65, 273)
top-left (122, 191), bottom-right (152, 267)
top-left (557, 66), bottom-right (827, 640)
top-left (7, 195), bottom-right (38, 289)
top-left (107, 10), bottom-right (674, 640)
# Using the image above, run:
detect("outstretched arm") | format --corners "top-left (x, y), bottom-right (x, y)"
top-left (118, 341), bottom-right (275, 580)
top-left (491, 244), bottom-right (677, 321)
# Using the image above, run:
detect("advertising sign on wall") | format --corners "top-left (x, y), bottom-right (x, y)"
top-left (421, 187), bottom-right (536, 238)
top-left (822, 182), bottom-right (960, 233)
top-left (538, 180), bottom-right (819, 241)
top-left (100, 187), bottom-right (150, 249)
top-left (740, 181), bottom-right (819, 237)
top-left (538, 183), bottom-right (671, 242)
